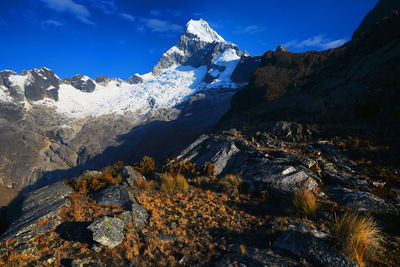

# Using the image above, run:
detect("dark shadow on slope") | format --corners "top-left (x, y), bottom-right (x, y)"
top-left (2, 87), bottom-right (238, 229)
top-left (55, 221), bottom-right (93, 244)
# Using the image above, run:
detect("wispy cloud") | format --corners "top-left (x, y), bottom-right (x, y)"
top-left (234, 25), bottom-right (265, 35)
top-left (41, 19), bottom-right (65, 28)
top-left (38, 0), bottom-right (94, 25)
top-left (140, 18), bottom-right (183, 33)
top-left (149, 8), bottom-right (181, 18)
top-left (285, 35), bottom-right (347, 50)
top-left (121, 14), bottom-right (183, 36)
top-left (119, 13), bottom-right (135, 22)
top-left (87, 0), bottom-right (117, 15)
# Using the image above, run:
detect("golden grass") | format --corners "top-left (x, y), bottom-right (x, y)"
top-left (292, 189), bottom-right (317, 217)
top-left (133, 178), bottom-right (158, 192)
top-left (217, 174), bottom-right (245, 194)
top-left (160, 173), bottom-right (189, 193)
top-left (332, 212), bottom-right (383, 266)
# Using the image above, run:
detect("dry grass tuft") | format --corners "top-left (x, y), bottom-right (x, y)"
top-left (160, 173), bottom-right (189, 193)
top-left (134, 178), bottom-right (158, 192)
top-left (217, 174), bottom-right (245, 194)
top-left (332, 211), bottom-right (383, 266)
top-left (292, 189), bottom-right (317, 217)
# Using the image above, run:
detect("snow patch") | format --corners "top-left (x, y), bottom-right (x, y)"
top-left (0, 86), bottom-right (13, 102)
top-left (166, 46), bottom-right (185, 57)
top-left (186, 19), bottom-right (225, 43)
top-left (209, 49), bottom-right (240, 88)
top-left (39, 65), bottom-right (208, 119)
top-left (8, 74), bottom-right (28, 88)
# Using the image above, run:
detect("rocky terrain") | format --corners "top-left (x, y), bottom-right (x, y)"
top-left (0, 0), bottom-right (399, 266)
top-left (0, 19), bottom-right (249, 203)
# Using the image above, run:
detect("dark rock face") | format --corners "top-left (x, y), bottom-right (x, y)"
top-left (126, 74), bottom-right (143, 85)
top-left (95, 75), bottom-right (111, 86)
top-left (273, 230), bottom-right (356, 266)
top-left (230, 55), bottom-right (262, 84)
top-left (215, 245), bottom-right (296, 267)
top-left (223, 7), bottom-right (400, 135)
top-left (1, 182), bottom-right (72, 242)
top-left (24, 68), bottom-right (61, 101)
top-left (352, 0), bottom-right (400, 39)
top-left (64, 75), bottom-right (96, 92)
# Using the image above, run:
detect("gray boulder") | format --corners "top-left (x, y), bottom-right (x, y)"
top-left (1, 182), bottom-right (73, 242)
top-left (87, 216), bottom-right (125, 248)
top-left (327, 186), bottom-right (397, 213)
top-left (95, 185), bottom-right (132, 209)
top-left (177, 134), bottom-right (240, 175)
top-left (121, 166), bottom-right (146, 188)
top-left (273, 230), bottom-right (356, 266)
top-left (64, 75), bottom-right (96, 92)
top-left (130, 198), bottom-right (149, 230)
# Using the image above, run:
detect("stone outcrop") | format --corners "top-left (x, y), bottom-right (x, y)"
top-left (87, 216), bottom-right (125, 248)
top-left (1, 182), bottom-right (73, 242)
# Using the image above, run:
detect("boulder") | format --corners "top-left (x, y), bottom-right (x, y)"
top-left (130, 198), bottom-right (149, 230)
top-left (273, 230), bottom-right (356, 266)
top-left (121, 166), bottom-right (146, 188)
top-left (1, 182), bottom-right (73, 242)
top-left (95, 185), bottom-right (132, 209)
top-left (87, 216), bottom-right (125, 248)
top-left (327, 186), bottom-right (397, 213)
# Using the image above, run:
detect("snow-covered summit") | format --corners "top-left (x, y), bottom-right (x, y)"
top-left (0, 19), bottom-right (244, 119)
top-left (185, 19), bottom-right (225, 43)
top-left (152, 18), bottom-right (241, 75)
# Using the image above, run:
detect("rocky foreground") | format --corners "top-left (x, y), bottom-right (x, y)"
top-left (0, 123), bottom-right (399, 266)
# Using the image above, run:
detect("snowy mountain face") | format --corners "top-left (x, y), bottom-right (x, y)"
top-left (0, 19), bottom-right (247, 193)
top-left (0, 19), bottom-right (242, 120)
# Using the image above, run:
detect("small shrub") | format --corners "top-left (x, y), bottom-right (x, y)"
top-left (239, 244), bottom-right (246, 255)
top-left (134, 156), bottom-right (156, 176)
top-left (217, 174), bottom-right (245, 194)
top-left (163, 158), bottom-right (198, 178)
top-left (292, 189), bottom-right (317, 217)
top-left (201, 162), bottom-right (216, 177)
top-left (134, 178), bottom-right (158, 192)
top-left (332, 212), bottom-right (382, 266)
top-left (160, 173), bottom-right (189, 193)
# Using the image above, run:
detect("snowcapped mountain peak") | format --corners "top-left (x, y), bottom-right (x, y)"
top-left (185, 19), bottom-right (225, 43)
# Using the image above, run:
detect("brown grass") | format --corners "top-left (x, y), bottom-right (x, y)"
top-left (133, 178), bottom-right (158, 192)
top-left (332, 212), bottom-right (383, 266)
top-left (292, 189), bottom-right (317, 217)
top-left (160, 173), bottom-right (189, 193)
top-left (134, 156), bottom-right (155, 176)
top-left (201, 161), bottom-right (216, 177)
top-left (217, 174), bottom-right (244, 194)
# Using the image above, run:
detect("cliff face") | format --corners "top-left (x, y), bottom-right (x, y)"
top-left (223, 2), bottom-right (400, 136)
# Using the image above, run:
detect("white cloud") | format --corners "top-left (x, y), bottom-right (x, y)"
top-left (140, 18), bottom-right (183, 33)
top-left (42, 19), bottom-right (64, 28)
top-left (38, 0), bottom-right (94, 25)
top-left (120, 13), bottom-right (135, 22)
top-left (285, 35), bottom-right (347, 50)
top-left (234, 25), bottom-right (265, 35)
top-left (86, 0), bottom-right (117, 15)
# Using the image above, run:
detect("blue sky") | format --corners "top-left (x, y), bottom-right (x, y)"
top-left (0, 0), bottom-right (378, 80)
